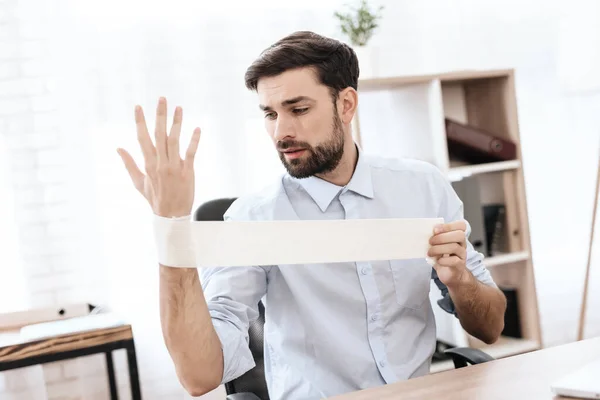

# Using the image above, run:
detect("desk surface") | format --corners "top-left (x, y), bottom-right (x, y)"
top-left (0, 318), bottom-right (132, 365)
top-left (330, 337), bottom-right (600, 400)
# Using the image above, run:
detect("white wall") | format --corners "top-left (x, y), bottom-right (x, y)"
top-left (0, 0), bottom-right (599, 399)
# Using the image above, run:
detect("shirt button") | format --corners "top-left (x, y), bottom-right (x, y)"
top-left (379, 360), bottom-right (386, 368)
top-left (361, 267), bottom-right (368, 275)
top-left (370, 314), bottom-right (378, 322)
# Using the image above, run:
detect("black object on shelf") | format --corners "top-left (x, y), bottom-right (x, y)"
top-left (500, 286), bottom-right (522, 338)
top-left (483, 204), bottom-right (507, 257)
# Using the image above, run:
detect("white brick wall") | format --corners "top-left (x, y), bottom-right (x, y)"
top-left (0, 0), bottom-right (158, 390)
top-left (0, 0), bottom-right (105, 397)
top-left (0, 62), bottom-right (19, 80)
top-left (19, 41), bottom-right (46, 59)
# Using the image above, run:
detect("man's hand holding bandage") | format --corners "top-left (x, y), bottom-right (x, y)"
top-left (117, 97), bottom-right (201, 267)
top-left (428, 220), bottom-right (507, 344)
top-left (428, 220), bottom-right (469, 287)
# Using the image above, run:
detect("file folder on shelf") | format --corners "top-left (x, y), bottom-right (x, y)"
top-left (445, 118), bottom-right (517, 164)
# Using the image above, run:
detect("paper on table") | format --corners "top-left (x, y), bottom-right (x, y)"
top-left (19, 313), bottom-right (126, 341)
top-left (192, 217), bottom-right (443, 268)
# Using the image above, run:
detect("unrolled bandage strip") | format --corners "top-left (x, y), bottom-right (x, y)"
top-left (154, 215), bottom-right (444, 268)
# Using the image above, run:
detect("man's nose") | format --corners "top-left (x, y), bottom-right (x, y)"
top-left (273, 115), bottom-right (295, 142)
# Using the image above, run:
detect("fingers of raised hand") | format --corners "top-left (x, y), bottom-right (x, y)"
top-left (134, 105), bottom-right (156, 175)
top-left (184, 127), bottom-right (201, 170)
top-left (168, 106), bottom-right (183, 163)
top-left (155, 97), bottom-right (168, 164)
top-left (117, 148), bottom-right (145, 193)
top-left (136, 98), bottom-right (198, 177)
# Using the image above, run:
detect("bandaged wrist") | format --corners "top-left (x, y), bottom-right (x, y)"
top-left (153, 214), bottom-right (197, 267)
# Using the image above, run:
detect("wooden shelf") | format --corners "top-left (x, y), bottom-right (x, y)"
top-left (430, 336), bottom-right (540, 374)
top-left (355, 69), bottom-right (542, 367)
top-left (448, 160), bottom-right (521, 182)
top-left (485, 251), bottom-right (530, 267)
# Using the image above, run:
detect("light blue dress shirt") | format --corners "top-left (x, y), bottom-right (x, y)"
top-left (199, 147), bottom-right (497, 400)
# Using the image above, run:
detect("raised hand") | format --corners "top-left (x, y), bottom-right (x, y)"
top-left (117, 97), bottom-right (201, 218)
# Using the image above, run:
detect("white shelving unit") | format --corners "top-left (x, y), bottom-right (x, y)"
top-left (353, 69), bottom-right (542, 373)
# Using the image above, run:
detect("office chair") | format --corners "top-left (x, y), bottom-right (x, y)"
top-left (194, 198), bottom-right (495, 400)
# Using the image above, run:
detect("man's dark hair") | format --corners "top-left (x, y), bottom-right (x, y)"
top-left (244, 31), bottom-right (359, 101)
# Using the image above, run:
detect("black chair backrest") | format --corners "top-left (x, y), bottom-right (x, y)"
top-left (226, 301), bottom-right (268, 399)
top-left (194, 198), bottom-right (270, 400)
top-left (194, 197), bottom-right (238, 221)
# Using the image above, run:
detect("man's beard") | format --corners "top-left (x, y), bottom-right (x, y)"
top-left (277, 112), bottom-right (345, 179)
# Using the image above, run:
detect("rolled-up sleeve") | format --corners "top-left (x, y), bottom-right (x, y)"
top-left (197, 199), bottom-right (270, 383)
top-left (200, 265), bottom-right (268, 384)
top-left (431, 170), bottom-right (498, 316)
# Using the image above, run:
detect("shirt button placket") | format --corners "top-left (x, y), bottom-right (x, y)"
top-left (342, 196), bottom-right (395, 383)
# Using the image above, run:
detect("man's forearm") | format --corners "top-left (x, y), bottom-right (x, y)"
top-left (447, 271), bottom-right (507, 344)
top-left (159, 266), bottom-right (223, 396)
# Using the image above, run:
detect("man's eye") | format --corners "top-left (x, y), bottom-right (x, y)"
top-left (264, 112), bottom-right (277, 120)
top-left (293, 108), bottom-right (308, 115)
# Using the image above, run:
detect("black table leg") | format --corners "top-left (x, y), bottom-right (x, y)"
top-left (105, 351), bottom-right (119, 400)
top-left (126, 341), bottom-right (142, 400)
top-left (0, 338), bottom-right (142, 399)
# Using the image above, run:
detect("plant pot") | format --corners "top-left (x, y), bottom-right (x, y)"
top-left (354, 45), bottom-right (379, 79)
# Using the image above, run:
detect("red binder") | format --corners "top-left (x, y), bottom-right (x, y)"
top-left (445, 118), bottom-right (517, 164)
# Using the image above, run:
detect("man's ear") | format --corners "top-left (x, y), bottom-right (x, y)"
top-left (338, 87), bottom-right (358, 125)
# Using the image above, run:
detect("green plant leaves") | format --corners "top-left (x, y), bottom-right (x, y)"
top-left (334, 0), bottom-right (384, 47)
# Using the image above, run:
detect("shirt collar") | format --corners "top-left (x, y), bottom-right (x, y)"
top-left (294, 145), bottom-right (374, 212)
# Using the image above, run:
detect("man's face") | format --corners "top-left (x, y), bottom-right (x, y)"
top-left (257, 68), bottom-right (345, 179)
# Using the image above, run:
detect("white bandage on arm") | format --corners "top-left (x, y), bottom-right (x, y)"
top-left (152, 214), bottom-right (197, 267)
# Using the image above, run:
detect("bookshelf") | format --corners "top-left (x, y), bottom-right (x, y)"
top-left (353, 69), bottom-right (542, 373)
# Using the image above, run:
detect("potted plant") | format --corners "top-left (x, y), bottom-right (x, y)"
top-left (334, 0), bottom-right (384, 78)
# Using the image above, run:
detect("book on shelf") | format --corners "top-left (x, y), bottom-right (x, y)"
top-left (483, 204), bottom-right (508, 257)
top-left (445, 118), bottom-right (517, 165)
top-left (500, 287), bottom-right (523, 338)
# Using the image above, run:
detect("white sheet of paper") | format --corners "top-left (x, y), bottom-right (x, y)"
top-left (191, 218), bottom-right (443, 267)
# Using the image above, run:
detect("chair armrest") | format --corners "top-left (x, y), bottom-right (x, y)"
top-left (226, 393), bottom-right (263, 400)
top-left (444, 347), bottom-right (495, 369)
